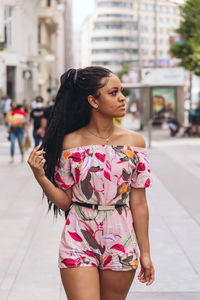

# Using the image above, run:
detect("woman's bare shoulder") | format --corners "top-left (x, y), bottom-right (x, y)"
top-left (62, 128), bottom-right (84, 150)
top-left (118, 127), bottom-right (146, 148)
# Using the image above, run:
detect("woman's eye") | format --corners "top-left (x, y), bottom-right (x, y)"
top-left (110, 91), bottom-right (117, 95)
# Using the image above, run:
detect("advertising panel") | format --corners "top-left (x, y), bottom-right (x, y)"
top-left (142, 68), bottom-right (185, 86)
top-left (152, 87), bottom-right (176, 123)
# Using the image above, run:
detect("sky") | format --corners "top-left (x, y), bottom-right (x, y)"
top-left (72, 0), bottom-right (95, 29)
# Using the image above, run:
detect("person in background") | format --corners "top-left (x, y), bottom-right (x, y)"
top-left (194, 101), bottom-right (200, 135)
top-left (39, 97), bottom-right (56, 138)
top-left (6, 102), bottom-right (27, 163)
top-left (168, 116), bottom-right (181, 137)
top-left (1, 95), bottom-right (12, 124)
top-left (188, 107), bottom-right (196, 135)
top-left (30, 96), bottom-right (45, 147)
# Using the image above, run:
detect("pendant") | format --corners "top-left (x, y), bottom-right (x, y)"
top-left (106, 138), bottom-right (109, 143)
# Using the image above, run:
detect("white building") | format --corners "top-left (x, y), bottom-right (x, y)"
top-left (80, 0), bottom-right (181, 73)
top-left (0, 0), bottom-right (72, 104)
top-left (0, 0), bottom-right (40, 102)
top-left (137, 0), bottom-right (181, 67)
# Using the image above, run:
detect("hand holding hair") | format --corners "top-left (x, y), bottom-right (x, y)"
top-left (28, 145), bottom-right (46, 180)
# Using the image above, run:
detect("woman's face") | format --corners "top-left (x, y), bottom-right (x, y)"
top-left (11, 101), bottom-right (17, 109)
top-left (94, 74), bottom-right (126, 118)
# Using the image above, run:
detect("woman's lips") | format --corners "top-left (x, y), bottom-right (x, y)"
top-left (118, 105), bottom-right (126, 110)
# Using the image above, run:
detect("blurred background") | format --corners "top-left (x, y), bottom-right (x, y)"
top-left (0, 0), bottom-right (200, 299)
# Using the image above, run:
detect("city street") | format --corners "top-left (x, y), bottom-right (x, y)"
top-left (0, 126), bottom-right (200, 300)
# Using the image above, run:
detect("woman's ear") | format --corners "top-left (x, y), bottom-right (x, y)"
top-left (88, 95), bottom-right (98, 109)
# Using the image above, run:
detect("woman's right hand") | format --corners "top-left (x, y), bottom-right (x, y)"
top-left (28, 145), bottom-right (46, 180)
top-left (138, 253), bottom-right (155, 286)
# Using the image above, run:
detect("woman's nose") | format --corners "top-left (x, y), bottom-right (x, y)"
top-left (119, 93), bottom-right (126, 102)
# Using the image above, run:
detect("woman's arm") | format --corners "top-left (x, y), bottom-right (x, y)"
top-left (130, 188), bottom-right (155, 285)
top-left (28, 145), bottom-right (72, 211)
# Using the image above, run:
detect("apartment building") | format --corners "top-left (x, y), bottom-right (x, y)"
top-left (81, 0), bottom-right (181, 72)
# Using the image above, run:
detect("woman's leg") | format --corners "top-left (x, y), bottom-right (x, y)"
top-left (10, 129), bottom-right (16, 163)
top-left (99, 269), bottom-right (136, 300)
top-left (60, 267), bottom-right (100, 300)
top-left (33, 130), bottom-right (41, 147)
top-left (17, 128), bottom-right (25, 162)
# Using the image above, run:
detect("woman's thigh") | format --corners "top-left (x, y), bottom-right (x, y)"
top-left (99, 269), bottom-right (136, 300)
top-left (60, 267), bottom-right (100, 300)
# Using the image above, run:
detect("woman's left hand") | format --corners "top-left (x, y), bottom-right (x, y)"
top-left (138, 253), bottom-right (155, 286)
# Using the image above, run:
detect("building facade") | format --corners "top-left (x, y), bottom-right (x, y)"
top-left (0, 0), bottom-right (72, 104)
top-left (80, 0), bottom-right (181, 73)
top-left (38, 0), bottom-right (63, 102)
top-left (0, 0), bottom-right (40, 102)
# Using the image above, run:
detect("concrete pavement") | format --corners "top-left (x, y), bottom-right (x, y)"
top-left (0, 125), bottom-right (200, 299)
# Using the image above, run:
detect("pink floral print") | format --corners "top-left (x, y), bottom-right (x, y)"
top-left (55, 145), bottom-right (152, 271)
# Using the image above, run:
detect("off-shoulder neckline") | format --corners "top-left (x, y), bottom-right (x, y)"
top-left (61, 144), bottom-right (147, 152)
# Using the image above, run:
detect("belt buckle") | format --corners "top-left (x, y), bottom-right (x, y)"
top-left (98, 205), bottom-right (115, 211)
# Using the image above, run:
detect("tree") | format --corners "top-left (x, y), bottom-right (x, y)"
top-left (170, 0), bottom-right (200, 76)
top-left (118, 64), bottom-right (130, 97)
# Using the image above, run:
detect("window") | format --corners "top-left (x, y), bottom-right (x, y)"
top-left (148, 4), bottom-right (154, 11)
top-left (159, 50), bottom-right (163, 56)
top-left (142, 49), bottom-right (148, 55)
top-left (38, 24), bottom-right (41, 44)
top-left (98, 14), bottom-right (133, 20)
top-left (91, 36), bottom-right (138, 42)
top-left (91, 60), bottom-right (138, 66)
top-left (98, 2), bottom-right (133, 8)
top-left (142, 25), bottom-right (148, 32)
top-left (91, 48), bottom-right (138, 54)
top-left (161, 6), bottom-right (167, 13)
top-left (4, 6), bottom-right (12, 48)
top-left (47, 0), bottom-right (51, 6)
top-left (156, 6), bottom-right (161, 12)
top-left (95, 23), bottom-right (137, 30)
top-left (141, 37), bottom-right (148, 44)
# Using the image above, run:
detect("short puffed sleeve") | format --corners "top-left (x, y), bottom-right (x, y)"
top-left (54, 151), bottom-right (74, 191)
top-left (131, 148), bottom-right (152, 188)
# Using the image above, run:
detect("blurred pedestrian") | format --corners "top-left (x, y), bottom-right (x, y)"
top-left (168, 116), bottom-right (181, 137)
top-left (6, 102), bottom-right (27, 163)
top-left (30, 96), bottom-right (45, 147)
top-left (188, 107), bottom-right (196, 135)
top-left (1, 95), bottom-right (12, 124)
top-left (194, 101), bottom-right (200, 135)
top-left (28, 67), bottom-right (155, 299)
top-left (40, 97), bottom-right (56, 137)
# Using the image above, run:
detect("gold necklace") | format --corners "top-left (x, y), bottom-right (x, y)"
top-left (86, 127), bottom-right (114, 144)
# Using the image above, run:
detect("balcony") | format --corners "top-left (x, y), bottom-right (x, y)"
top-left (38, 7), bottom-right (59, 32)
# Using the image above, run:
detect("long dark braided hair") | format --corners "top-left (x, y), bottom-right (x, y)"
top-left (42, 66), bottom-right (113, 216)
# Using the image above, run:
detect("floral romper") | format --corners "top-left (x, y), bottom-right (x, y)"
top-left (55, 145), bottom-right (152, 271)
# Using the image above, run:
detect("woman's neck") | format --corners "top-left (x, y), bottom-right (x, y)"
top-left (87, 117), bottom-right (115, 137)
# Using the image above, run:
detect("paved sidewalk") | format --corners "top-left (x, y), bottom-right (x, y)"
top-left (0, 125), bottom-right (200, 299)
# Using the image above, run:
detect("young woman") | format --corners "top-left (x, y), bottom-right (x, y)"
top-left (28, 67), bottom-right (155, 300)
top-left (7, 102), bottom-right (27, 163)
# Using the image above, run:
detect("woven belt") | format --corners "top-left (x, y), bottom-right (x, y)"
top-left (72, 201), bottom-right (125, 211)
